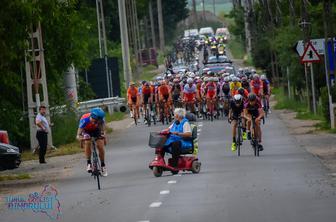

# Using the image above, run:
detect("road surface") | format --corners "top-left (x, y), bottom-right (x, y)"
top-left (2, 111), bottom-right (336, 222)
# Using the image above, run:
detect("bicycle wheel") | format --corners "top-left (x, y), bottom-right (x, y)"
top-left (146, 107), bottom-right (151, 127)
top-left (237, 126), bottom-right (241, 156)
top-left (92, 145), bottom-right (101, 190)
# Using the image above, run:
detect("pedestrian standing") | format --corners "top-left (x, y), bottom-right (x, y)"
top-left (35, 105), bottom-right (50, 164)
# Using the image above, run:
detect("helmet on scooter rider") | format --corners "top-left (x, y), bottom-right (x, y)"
top-left (187, 78), bottom-right (193, 84)
top-left (90, 107), bottom-right (105, 120)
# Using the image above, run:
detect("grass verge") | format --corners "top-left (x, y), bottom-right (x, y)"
top-left (21, 142), bottom-right (81, 161)
top-left (135, 65), bottom-right (158, 81)
top-left (228, 35), bottom-right (245, 59)
top-left (105, 112), bottom-right (126, 122)
top-left (0, 173), bottom-right (31, 182)
top-left (273, 87), bottom-right (326, 121)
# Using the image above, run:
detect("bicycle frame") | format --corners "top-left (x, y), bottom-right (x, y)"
top-left (91, 138), bottom-right (101, 190)
top-left (251, 117), bottom-right (259, 157)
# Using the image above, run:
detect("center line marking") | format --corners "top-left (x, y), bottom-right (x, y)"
top-left (168, 180), bottom-right (177, 184)
top-left (138, 220), bottom-right (150, 222)
top-left (160, 190), bottom-right (170, 195)
top-left (149, 202), bottom-right (162, 208)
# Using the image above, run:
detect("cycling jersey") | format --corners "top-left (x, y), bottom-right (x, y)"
top-left (262, 80), bottom-right (270, 95)
top-left (222, 83), bottom-right (231, 95)
top-left (250, 80), bottom-right (263, 95)
top-left (230, 82), bottom-right (242, 92)
top-left (158, 85), bottom-right (170, 96)
top-left (142, 86), bottom-right (152, 95)
top-left (244, 99), bottom-right (262, 117)
top-left (127, 87), bottom-right (138, 103)
top-left (183, 84), bottom-right (196, 94)
top-left (230, 101), bottom-right (244, 118)
top-left (79, 113), bottom-right (104, 132)
top-left (206, 82), bottom-right (216, 98)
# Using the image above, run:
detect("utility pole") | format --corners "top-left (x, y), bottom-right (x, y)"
top-left (25, 22), bottom-right (53, 151)
top-left (149, 0), bottom-right (156, 48)
top-left (300, 0), bottom-right (313, 112)
top-left (213, 0), bottom-right (216, 16)
top-left (118, 0), bottom-right (132, 87)
top-left (157, 0), bottom-right (165, 51)
top-left (192, 0), bottom-right (198, 28)
top-left (202, 0), bottom-right (205, 21)
top-left (323, 0), bottom-right (335, 128)
top-left (96, 0), bottom-right (112, 97)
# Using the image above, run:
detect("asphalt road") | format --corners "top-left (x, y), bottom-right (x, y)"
top-left (2, 111), bottom-right (336, 222)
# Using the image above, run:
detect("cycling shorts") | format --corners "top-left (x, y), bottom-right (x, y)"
top-left (143, 94), bottom-right (150, 104)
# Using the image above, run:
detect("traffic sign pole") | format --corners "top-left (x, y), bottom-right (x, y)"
top-left (309, 63), bottom-right (317, 115)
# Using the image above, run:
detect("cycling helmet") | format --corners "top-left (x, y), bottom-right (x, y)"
top-left (90, 107), bottom-right (105, 120)
top-left (237, 87), bottom-right (245, 96)
top-left (232, 77), bottom-right (238, 82)
top-left (224, 77), bottom-right (230, 82)
top-left (242, 76), bottom-right (248, 82)
top-left (141, 80), bottom-right (147, 85)
top-left (248, 93), bottom-right (257, 101)
top-left (204, 77), bottom-right (209, 82)
top-left (214, 77), bottom-right (219, 82)
top-left (253, 74), bottom-right (260, 80)
top-left (144, 82), bottom-right (150, 86)
top-left (187, 78), bottom-right (193, 84)
top-left (261, 74), bottom-right (267, 80)
top-left (189, 73), bottom-right (195, 78)
top-left (233, 94), bottom-right (243, 103)
top-left (209, 77), bottom-right (215, 82)
top-left (129, 81), bottom-right (135, 86)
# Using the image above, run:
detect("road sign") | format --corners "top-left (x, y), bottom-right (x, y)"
top-left (301, 42), bottom-right (321, 63)
top-left (295, 38), bottom-right (325, 56)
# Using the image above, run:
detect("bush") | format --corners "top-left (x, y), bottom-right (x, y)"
top-left (51, 111), bottom-right (78, 147)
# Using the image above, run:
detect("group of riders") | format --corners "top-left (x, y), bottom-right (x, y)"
top-left (127, 70), bottom-right (271, 152)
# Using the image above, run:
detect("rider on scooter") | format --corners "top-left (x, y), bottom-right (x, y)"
top-left (162, 108), bottom-right (192, 168)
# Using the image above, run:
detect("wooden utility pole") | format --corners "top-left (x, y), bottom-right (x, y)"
top-left (202, 0), bottom-right (205, 21)
top-left (213, 0), bottom-right (216, 16)
top-left (192, 0), bottom-right (198, 28)
top-left (157, 0), bottom-right (165, 51)
top-left (149, 0), bottom-right (156, 48)
top-left (323, 0), bottom-right (335, 128)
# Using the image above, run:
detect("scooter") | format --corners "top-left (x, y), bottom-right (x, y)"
top-left (148, 127), bottom-right (201, 177)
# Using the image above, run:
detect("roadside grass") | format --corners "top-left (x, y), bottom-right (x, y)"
top-left (227, 35), bottom-right (245, 59)
top-left (105, 112), bottom-right (126, 122)
top-left (135, 65), bottom-right (158, 81)
top-left (243, 53), bottom-right (253, 66)
top-left (0, 173), bottom-right (31, 182)
top-left (21, 142), bottom-right (81, 161)
top-left (273, 87), bottom-right (327, 124)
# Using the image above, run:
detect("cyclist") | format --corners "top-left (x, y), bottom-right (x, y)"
top-left (172, 78), bottom-right (182, 108)
top-left (127, 82), bottom-right (140, 119)
top-left (76, 107), bottom-right (108, 177)
top-left (158, 80), bottom-right (172, 119)
top-left (230, 77), bottom-right (242, 96)
top-left (141, 81), bottom-right (153, 122)
top-left (250, 74), bottom-right (263, 98)
top-left (241, 76), bottom-right (250, 92)
top-left (244, 93), bottom-right (264, 151)
top-left (261, 74), bottom-right (271, 113)
top-left (229, 94), bottom-right (245, 151)
top-left (183, 78), bottom-right (197, 113)
top-left (205, 77), bottom-right (217, 116)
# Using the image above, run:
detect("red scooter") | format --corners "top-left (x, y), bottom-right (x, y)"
top-left (148, 130), bottom-right (201, 177)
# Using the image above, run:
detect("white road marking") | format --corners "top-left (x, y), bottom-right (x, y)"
top-left (149, 202), bottom-right (162, 208)
top-left (168, 180), bottom-right (177, 184)
top-left (137, 220), bottom-right (150, 222)
top-left (197, 129), bottom-right (201, 132)
top-left (197, 133), bottom-right (200, 136)
top-left (160, 190), bottom-right (170, 195)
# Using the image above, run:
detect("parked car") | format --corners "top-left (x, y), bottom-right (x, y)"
top-left (0, 143), bottom-right (21, 170)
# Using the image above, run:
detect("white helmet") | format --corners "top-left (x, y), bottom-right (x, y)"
top-left (189, 73), bottom-right (195, 78)
top-left (230, 74), bottom-right (235, 79)
top-left (214, 77), bottom-right (219, 82)
top-left (204, 77), bottom-right (209, 82)
top-left (233, 94), bottom-right (243, 103)
top-left (209, 77), bottom-right (215, 82)
top-left (232, 77), bottom-right (238, 82)
top-left (187, 78), bottom-right (193, 84)
top-left (224, 77), bottom-right (230, 82)
top-left (261, 74), bottom-right (267, 80)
